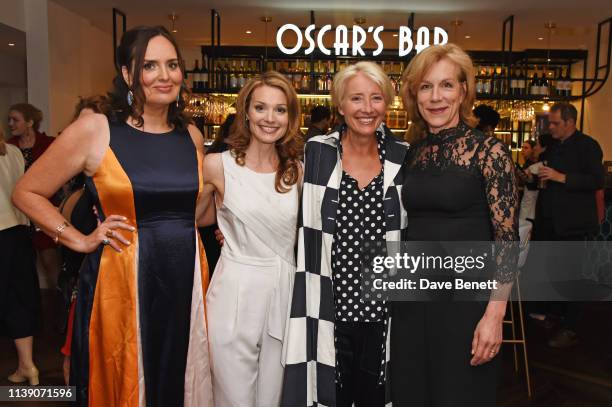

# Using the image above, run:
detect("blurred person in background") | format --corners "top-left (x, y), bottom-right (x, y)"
top-left (1, 126), bottom-right (41, 385)
top-left (7, 103), bottom-right (62, 288)
top-left (535, 103), bottom-right (604, 349)
top-left (473, 103), bottom-right (500, 138)
top-left (305, 105), bottom-right (332, 141)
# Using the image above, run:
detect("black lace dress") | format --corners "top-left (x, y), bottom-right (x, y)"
top-left (391, 122), bottom-right (518, 406)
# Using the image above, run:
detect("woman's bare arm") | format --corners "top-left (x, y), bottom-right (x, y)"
top-left (12, 113), bottom-right (133, 253)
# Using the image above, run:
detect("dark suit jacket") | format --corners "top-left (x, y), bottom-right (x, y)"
top-left (539, 131), bottom-right (604, 237)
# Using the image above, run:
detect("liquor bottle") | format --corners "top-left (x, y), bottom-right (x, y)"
top-left (229, 60), bottom-right (238, 90)
top-left (517, 68), bottom-right (526, 96)
top-left (563, 68), bottom-right (572, 97)
top-left (509, 68), bottom-right (517, 96)
top-left (238, 60), bottom-right (246, 88)
top-left (192, 59), bottom-right (201, 92)
top-left (481, 66), bottom-right (490, 95)
top-left (500, 67), bottom-right (508, 96)
top-left (490, 65), bottom-right (498, 95)
top-left (540, 69), bottom-right (550, 96)
top-left (201, 56), bottom-right (209, 89)
top-left (214, 60), bottom-right (222, 89)
top-left (301, 67), bottom-right (310, 92)
top-left (529, 68), bottom-right (540, 95)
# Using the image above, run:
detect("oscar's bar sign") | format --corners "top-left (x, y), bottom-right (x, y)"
top-left (276, 24), bottom-right (448, 57)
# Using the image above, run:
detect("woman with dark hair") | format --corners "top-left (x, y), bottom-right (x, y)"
top-left (392, 43), bottom-right (518, 406)
top-left (13, 26), bottom-right (213, 406)
top-left (7, 103), bottom-right (61, 288)
top-left (520, 139), bottom-right (538, 169)
top-left (201, 71), bottom-right (302, 406)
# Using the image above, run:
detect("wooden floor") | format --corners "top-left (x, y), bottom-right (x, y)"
top-left (1, 291), bottom-right (612, 406)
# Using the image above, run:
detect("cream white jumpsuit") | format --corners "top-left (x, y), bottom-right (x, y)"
top-left (207, 151), bottom-right (298, 407)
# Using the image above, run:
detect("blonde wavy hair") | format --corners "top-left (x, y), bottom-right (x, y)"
top-left (400, 43), bottom-right (478, 142)
top-left (226, 71), bottom-right (302, 193)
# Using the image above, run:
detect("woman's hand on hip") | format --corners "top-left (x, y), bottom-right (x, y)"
top-left (80, 214), bottom-right (135, 253)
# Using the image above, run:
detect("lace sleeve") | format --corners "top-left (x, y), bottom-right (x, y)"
top-left (480, 138), bottom-right (519, 283)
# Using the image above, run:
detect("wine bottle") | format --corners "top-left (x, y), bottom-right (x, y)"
top-left (201, 56), bottom-right (209, 89)
top-left (530, 68), bottom-right (539, 95)
top-left (564, 68), bottom-right (572, 97)
top-left (500, 67), bottom-right (508, 96)
top-left (229, 61), bottom-right (238, 90)
top-left (238, 60), bottom-right (246, 88)
top-left (509, 68), bottom-right (517, 96)
top-left (540, 70), bottom-right (550, 96)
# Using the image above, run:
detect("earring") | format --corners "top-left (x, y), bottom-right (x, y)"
top-left (127, 90), bottom-right (134, 107)
top-left (176, 93), bottom-right (180, 108)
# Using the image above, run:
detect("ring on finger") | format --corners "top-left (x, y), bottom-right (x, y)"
top-left (102, 238), bottom-right (111, 246)
top-left (105, 229), bottom-right (114, 238)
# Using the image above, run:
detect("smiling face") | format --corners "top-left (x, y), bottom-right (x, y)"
top-left (123, 35), bottom-right (183, 107)
top-left (247, 85), bottom-right (289, 145)
top-left (338, 72), bottom-right (387, 138)
top-left (7, 110), bottom-right (30, 138)
top-left (416, 58), bottom-right (466, 134)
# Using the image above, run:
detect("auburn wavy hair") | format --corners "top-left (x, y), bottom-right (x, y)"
top-left (400, 43), bottom-right (478, 143)
top-left (226, 71), bottom-right (302, 193)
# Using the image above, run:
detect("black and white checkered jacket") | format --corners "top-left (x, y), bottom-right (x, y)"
top-left (281, 123), bottom-right (409, 407)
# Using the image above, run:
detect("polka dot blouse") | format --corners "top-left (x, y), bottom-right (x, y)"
top-left (332, 130), bottom-right (386, 323)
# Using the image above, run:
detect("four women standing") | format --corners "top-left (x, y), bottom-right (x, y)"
top-left (10, 23), bottom-right (519, 407)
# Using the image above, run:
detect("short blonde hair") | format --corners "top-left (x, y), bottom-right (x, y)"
top-left (400, 43), bottom-right (477, 142)
top-left (332, 61), bottom-right (394, 109)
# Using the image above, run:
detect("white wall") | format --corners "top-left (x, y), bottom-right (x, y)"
top-left (47, 1), bottom-right (114, 136)
top-left (0, 53), bottom-right (27, 128)
top-left (0, 0), bottom-right (26, 31)
top-left (573, 28), bottom-right (612, 161)
top-left (24, 0), bottom-right (51, 134)
top-left (581, 68), bottom-right (612, 161)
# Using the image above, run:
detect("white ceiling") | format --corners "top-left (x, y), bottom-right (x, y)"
top-left (51, 0), bottom-right (611, 51)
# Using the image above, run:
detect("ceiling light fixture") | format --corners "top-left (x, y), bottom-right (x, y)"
top-left (168, 13), bottom-right (178, 33)
top-left (450, 19), bottom-right (463, 43)
top-left (8, 42), bottom-right (15, 46)
top-left (393, 33), bottom-right (398, 37)
top-left (245, 30), bottom-right (252, 34)
top-left (538, 37), bottom-right (544, 41)
top-left (464, 35), bottom-right (471, 39)
top-left (260, 16), bottom-right (272, 57)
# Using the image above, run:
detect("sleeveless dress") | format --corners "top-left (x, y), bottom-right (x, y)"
top-left (207, 150), bottom-right (298, 407)
top-left (71, 121), bottom-right (213, 407)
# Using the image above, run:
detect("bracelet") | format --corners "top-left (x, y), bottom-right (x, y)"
top-left (53, 220), bottom-right (71, 244)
